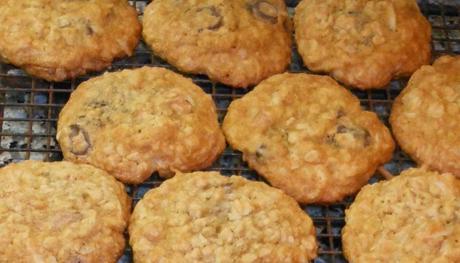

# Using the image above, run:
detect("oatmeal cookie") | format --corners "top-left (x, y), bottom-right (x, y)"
top-left (390, 56), bottom-right (460, 177)
top-left (0, 0), bottom-right (141, 81)
top-left (129, 171), bottom-right (317, 262)
top-left (223, 73), bottom-right (395, 203)
top-left (0, 160), bottom-right (130, 263)
top-left (294, 0), bottom-right (431, 89)
top-left (57, 67), bottom-right (225, 184)
top-left (142, 0), bottom-right (291, 88)
top-left (342, 168), bottom-right (460, 262)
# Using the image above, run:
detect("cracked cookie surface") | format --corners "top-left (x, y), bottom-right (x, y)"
top-left (390, 56), bottom-right (460, 177)
top-left (342, 168), bottom-right (460, 262)
top-left (294, 0), bottom-right (431, 89)
top-left (57, 67), bottom-right (225, 184)
top-left (142, 0), bottom-right (291, 88)
top-left (129, 171), bottom-right (317, 262)
top-left (0, 160), bottom-right (130, 263)
top-left (0, 0), bottom-right (140, 81)
top-left (223, 73), bottom-right (394, 203)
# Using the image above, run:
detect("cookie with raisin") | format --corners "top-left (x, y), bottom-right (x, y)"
top-left (142, 0), bottom-right (291, 88)
top-left (390, 56), bottom-right (460, 177)
top-left (57, 67), bottom-right (225, 184)
top-left (0, 0), bottom-right (140, 81)
top-left (223, 73), bottom-right (395, 203)
top-left (294, 0), bottom-right (431, 89)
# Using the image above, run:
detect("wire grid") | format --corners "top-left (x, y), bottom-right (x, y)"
top-left (0, 1), bottom-right (458, 262)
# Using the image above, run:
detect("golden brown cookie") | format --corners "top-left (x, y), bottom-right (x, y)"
top-left (0, 0), bottom-right (140, 81)
top-left (0, 160), bottom-right (130, 262)
top-left (57, 67), bottom-right (225, 184)
top-left (294, 0), bottom-right (431, 89)
top-left (142, 0), bottom-right (291, 88)
top-left (223, 73), bottom-right (395, 203)
top-left (342, 168), bottom-right (460, 262)
top-left (390, 56), bottom-right (460, 177)
top-left (129, 171), bottom-right (317, 262)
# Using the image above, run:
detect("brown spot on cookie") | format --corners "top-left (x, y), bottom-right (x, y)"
top-left (85, 25), bottom-right (94, 36)
top-left (87, 100), bottom-right (108, 109)
top-left (68, 124), bottom-right (91, 155)
top-left (249, 0), bottom-right (278, 24)
top-left (82, 19), bottom-right (95, 36)
top-left (68, 255), bottom-right (84, 263)
top-left (337, 109), bottom-right (346, 118)
top-left (169, 96), bottom-right (193, 114)
top-left (255, 144), bottom-right (267, 159)
top-left (196, 6), bottom-right (223, 32)
top-left (283, 16), bottom-right (292, 32)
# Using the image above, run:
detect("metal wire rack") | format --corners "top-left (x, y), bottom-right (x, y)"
top-left (0, 1), bottom-right (458, 262)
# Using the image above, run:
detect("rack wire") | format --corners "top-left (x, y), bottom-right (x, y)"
top-left (0, 1), bottom-right (458, 262)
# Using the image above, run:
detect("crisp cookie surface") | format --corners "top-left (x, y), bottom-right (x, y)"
top-left (0, 160), bottom-right (130, 263)
top-left (142, 0), bottom-right (291, 88)
top-left (223, 73), bottom-right (395, 203)
top-left (57, 67), bottom-right (225, 184)
top-left (390, 56), bottom-right (460, 177)
top-left (342, 168), bottom-right (460, 262)
top-left (294, 0), bottom-right (431, 89)
top-left (129, 171), bottom-right (317, 262)
top-left (0, 0), bottom-right (140, 81)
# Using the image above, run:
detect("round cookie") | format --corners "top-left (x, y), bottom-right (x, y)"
top-left (390, 56), bottom-right (460, 177)
top-left (294, 0), bottom-right (431, 89)
top-left (0, 0), bottom-right (140, 81)
top-left (223, 73), bottom-right (395, 203)
top-left (342, 168), bottom-right (460, 262)
top-left (129, 171), bottom-right (317, 262)
top-left (57, 67), bottom-right (225, 184)
top-left (0, 160), bottom-right (130, 262)
top-left (142, 0), bottom-right (291, 88)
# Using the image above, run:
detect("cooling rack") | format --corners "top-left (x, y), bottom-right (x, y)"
top-left (0, 1), bottom-right (459, 262)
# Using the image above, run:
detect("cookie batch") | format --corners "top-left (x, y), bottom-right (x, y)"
top-left (0, 0), bottom-right (458, 262)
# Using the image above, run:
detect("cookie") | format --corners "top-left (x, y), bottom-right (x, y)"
top-left (57, 67), bottom-right (225, 184)
top-left (294, 0), bottom-right (431, 89)
top-left (0, 0), bottom-right (141, 81)
top-left (129, 171), bottom-right (317, 262)
top-left (223, 73), bottom-right (395, 203)
top-left (390, 56), bottom-right (460, 177)
top-left (342, 168), bottom-right (460, 262)
top-left (0, 160), bottom-right (130, 262)
top-left (142, 0), bottom-right (291, 88)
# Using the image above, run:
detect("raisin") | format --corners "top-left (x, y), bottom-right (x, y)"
top-left (249, 0), bottom-right (278, 24)
top-left (196, 6), bottom-right (223, 32)
top-left (326, 124), bottom-right (371, 148)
